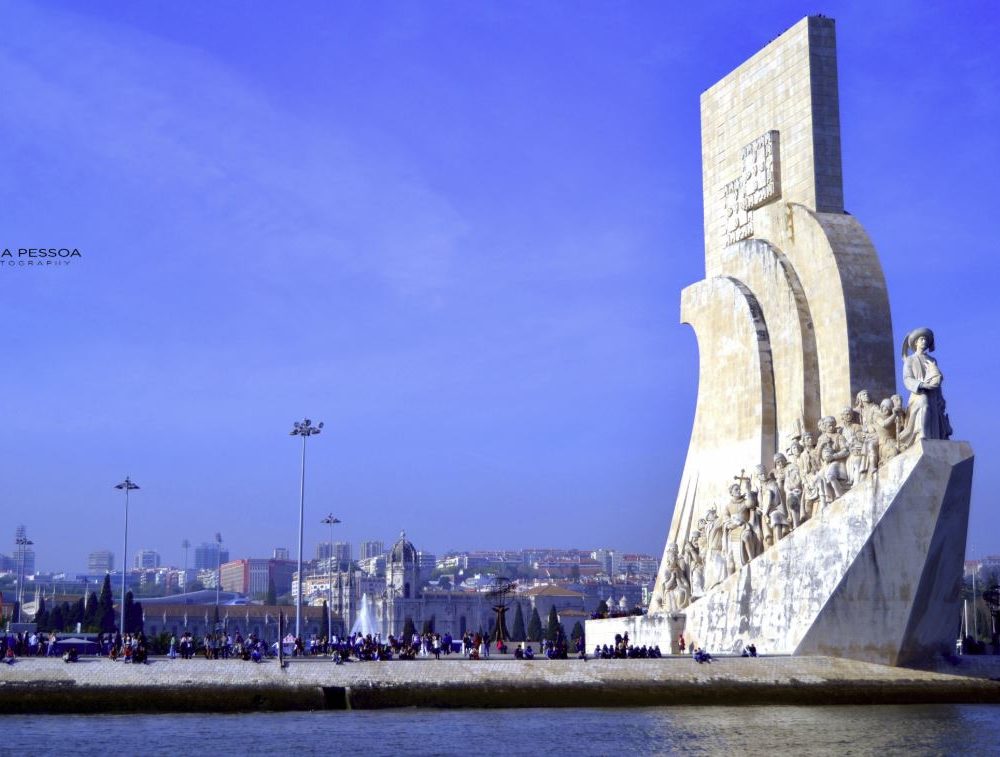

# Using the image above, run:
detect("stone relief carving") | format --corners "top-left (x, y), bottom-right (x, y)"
top-left (740, 130), bottom-right (781, 210)
top-left (723, 178), bottom-right (753, 245)
top-left (721, 130), bottom-right (781, 245)
top-left (658, 328), bottom-right (954, 610)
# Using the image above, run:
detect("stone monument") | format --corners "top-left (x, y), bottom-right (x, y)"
top-left (586, 16), bottom-right (974, 666)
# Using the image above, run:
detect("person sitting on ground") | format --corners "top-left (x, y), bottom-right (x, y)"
top-left (63, 646), bottom-right (79, 663)
top-left (524, 645), bottom-right (534, 660)
top-left (748, 643), bottom-right (757, 657)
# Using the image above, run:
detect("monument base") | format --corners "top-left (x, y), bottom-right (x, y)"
top-left (586, 613), bottom-right (686, 654)
top-left (588, 440), bottom-right (973, 666)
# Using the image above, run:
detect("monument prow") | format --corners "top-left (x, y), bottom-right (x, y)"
top-left (586, 16), bottom-right (973, 667)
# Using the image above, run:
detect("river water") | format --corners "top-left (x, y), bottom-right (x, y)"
top-left (2, 705), bottom-right (998, 756)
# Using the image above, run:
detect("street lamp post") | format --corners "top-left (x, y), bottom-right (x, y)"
top-left (15, 532), bottom-right (33, 624)
top-left (215, 532), bottom-right (223, 620)
top-left (321, 514), bottom-right (341, 645)
top-left (181, 538), bottom-right (190, 594)
top-left (290, 418), bottom-right (323, 639)
top-left (114, 476), bottom-right (140, 634)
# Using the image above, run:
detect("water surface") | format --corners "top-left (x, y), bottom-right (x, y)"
top-left (2, 704), bottom-right (997, 756)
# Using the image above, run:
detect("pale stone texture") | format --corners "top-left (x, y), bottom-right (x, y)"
top-left (595, 440), bottom-right (973, 666)
top-left (684, 440), bottom-right (973, 665)
top-left (639, 16), bottom-right (972, 667)
top-left (5, 654), bottom-right (1000, 711)
top-left (655, 16), bottom-right (896, 609)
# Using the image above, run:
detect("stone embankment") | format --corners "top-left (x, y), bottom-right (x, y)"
top-left (2, 656), bottom-right (999, 713)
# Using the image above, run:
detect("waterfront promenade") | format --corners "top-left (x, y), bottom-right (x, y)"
top-left (3, 655), bottom-right (1000, 713)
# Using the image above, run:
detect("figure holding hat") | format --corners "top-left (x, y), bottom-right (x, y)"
top-left (899, 327), bottom-right (952, 447)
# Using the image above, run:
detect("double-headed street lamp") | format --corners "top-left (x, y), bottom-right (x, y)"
top-left (15, 531), bottom-right (33, 624)
top-left (114, 476), bottom-right (140, 634)
top-left (290, 418), bottom-right (323, 639)
top-left (321, 514), bottom-right (341, 642)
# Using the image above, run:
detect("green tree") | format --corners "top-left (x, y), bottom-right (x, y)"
top-left (34, 596), bottom-right (48, 630)
top-left (123, 591), bottom-right (143, 634)
top-left (570, 621), bottom-right (585, 642)
top-left (83, 591), bottom-right (99, 630)
top-left (510, 602), bottom-right (526, 642)
top-left (546, 606), bottom-right (561, 641)
top-left (401, 616), bottom-right (416, 639)
top-left (98, 574), bottom-right (116, 632)
top-left (266, 578), bottom-right (277, 606)
top-left (320, 601), bottom-right (329, 640)
top-left (527, 607), bottom-right (543, 641)
top-left (49, 604), bottom-right (65, 632)
top-left (421, 614), bottom-right (436, 635)
top-left (596, 599), bottom-right (609, 616)
top-left (67, 597), bottom-right (85, 628)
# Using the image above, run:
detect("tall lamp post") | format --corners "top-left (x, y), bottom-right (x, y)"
top-left (321, 514), bottom-right (341, 643)
top-left (15, 531), bottom-right (33, 624)
top-left (214, 532), bottom-right (224, 619)
top-left (290, 418), bottom-right (322, 639)
top-left (114, 476), bottom-right (140, 634)
top-left (181, 538), bottom-right (190, 594)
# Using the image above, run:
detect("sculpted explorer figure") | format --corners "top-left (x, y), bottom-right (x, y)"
top-left (898, 327), bottom-right (952, 447)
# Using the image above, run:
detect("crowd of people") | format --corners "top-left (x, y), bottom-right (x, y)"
top-left (4, 625), bottom-right (765, 665)
top-left (593, 633), bottom-right (663, 659)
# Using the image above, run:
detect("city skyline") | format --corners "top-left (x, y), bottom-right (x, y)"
top-left (8, 526), bottom-right (652, 578)
top-left (2, 2), bottom-right (998, 571)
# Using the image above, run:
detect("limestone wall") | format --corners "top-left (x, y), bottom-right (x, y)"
top-left (654, 16), bottom-right (896, 610)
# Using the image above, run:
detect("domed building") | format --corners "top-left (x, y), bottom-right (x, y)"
top-left (373, 530), bottom-right (490, 640)
top-left (386, 531), bottom-right (420, 600)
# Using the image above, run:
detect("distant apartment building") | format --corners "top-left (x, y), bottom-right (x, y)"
top-left (220, 558), bottom-right (297, 598)
top-left (273, 547), bottom-right (289, 560)
top-left (973, 555), bottom-right (1000, 582)
top-left (416, 551), bottom-right (436, 572)
top-left (618, 553), bottom-right (658, 576)
top-left (134, 549), bottom-right (161, 569)
top-left (357, 554), bottom-right (386, 577)
top-left (360, 540), bottom-right (384, 560)
top-left (88, 549), bottom-right (115, 574)
top-left (316, 541), bottom-right (350, 560)
top-left (591, 548), bottom-right (618, 576)
top-left (194, 542), bottom-right (229, 571)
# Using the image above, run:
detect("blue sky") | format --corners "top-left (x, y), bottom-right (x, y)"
top-left (1, 1), bottom-right (997, 573)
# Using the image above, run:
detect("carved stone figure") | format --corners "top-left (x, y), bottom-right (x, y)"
top-left (839, 407), bottom-right (867, 484)
top-left (797, 432), bottom-right (822, 519)
top-left (775, 451), bottom-right (804, 528)
top-left (702, 507), bottom-right (728, 590)
top-left (854, 390), bottom-right (880, 472)
top-left (898, 327), bottom-right (952, 446)
top-left (660, 543), bottom-right (691, 611)
top-left (682, 532), bottom-right (705, 599)
top-left (817, 415), bottom-right (851, 502)
top-left (753, 463), bottom-right (787, 547)
top-left (724, 481), bottom-right (763, 568)
top-left (891, 394), bottom-right (907, 439)
top-left (875, 397), bottom-right (900, 464)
